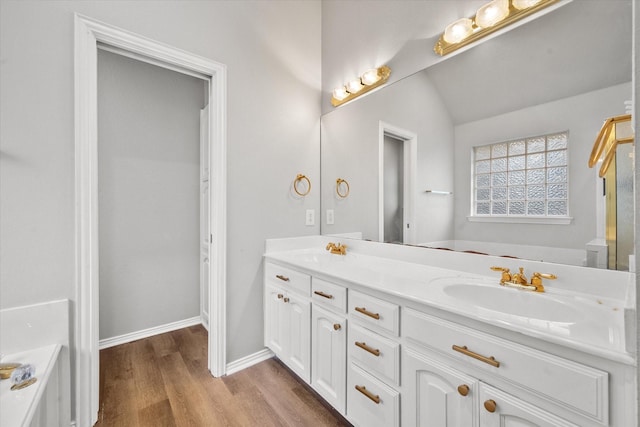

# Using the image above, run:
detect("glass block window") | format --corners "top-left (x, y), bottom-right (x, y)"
top-left (473, 132), bottom-right (569, 217)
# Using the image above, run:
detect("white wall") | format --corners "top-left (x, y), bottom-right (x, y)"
top-left (97, 50), bottom-right (204, 340)
top-left (321, 70), bottom-right (455, 243)
top-left (453, 82), bottom-right (632, 251)
top-left (0, 0), bottom-right (321, 417)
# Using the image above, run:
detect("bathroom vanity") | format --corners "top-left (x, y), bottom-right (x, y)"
top-left (263, 236), bottom-right (636, 427)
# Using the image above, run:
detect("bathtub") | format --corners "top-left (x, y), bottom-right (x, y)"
top-left (0, 344), bottom-right (63, 427)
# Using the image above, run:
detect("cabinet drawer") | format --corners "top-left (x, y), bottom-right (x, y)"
top-left (312, 278), bottom-right (347, 313)
top-left (403, 307), bottom-right (608, 424)
top-left (349, 290), bottom-right (399, 336)
top-left (349, 324), bottom-right (400, 386)
top-left (347, 363), bottom-right (399, 427)
top-left (264, 262), bottom-right (310, 296)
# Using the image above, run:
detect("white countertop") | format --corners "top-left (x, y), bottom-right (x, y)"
top-left (265, 241), bottom-right (636, 365)
top-left (0, 344), bottom-right (62, 427)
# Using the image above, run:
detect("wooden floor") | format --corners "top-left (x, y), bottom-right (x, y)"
top-left (95, 325), bottom-right (351, 427)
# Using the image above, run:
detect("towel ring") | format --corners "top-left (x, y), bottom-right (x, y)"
top-left (294, 174), bottom-right (311, 196)
top-left (336, 178), bottom-right (350, 198)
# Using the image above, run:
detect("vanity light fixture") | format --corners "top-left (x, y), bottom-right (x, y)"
top-left (434, 0), bottom-right (560, 56)
top-left (331, 66), bottom-right (391, 107)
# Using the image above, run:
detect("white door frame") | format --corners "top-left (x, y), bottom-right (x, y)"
top-left (378, 121), bottom-right (417, 244)
top-left (74, 14), bottom-right (227, 426)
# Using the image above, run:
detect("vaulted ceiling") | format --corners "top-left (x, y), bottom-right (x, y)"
top-left (424, 0), bottom-right (632, 124)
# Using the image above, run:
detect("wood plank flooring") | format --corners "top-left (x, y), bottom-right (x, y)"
top-left (95, 325), bottom-right (351, 427)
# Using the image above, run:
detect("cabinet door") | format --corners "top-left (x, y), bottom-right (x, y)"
top-left (479, 384), bottom-right (578, 427)
top-left (312, 305), bottom-right (346, 413)
top-left (285, 293), bottom-right (311, 383)
top-left (264, 284), bottom-right (287, 357)
top-left (402, 347), bottom-right (478, 427)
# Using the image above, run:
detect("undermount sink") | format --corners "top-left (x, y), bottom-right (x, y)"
top-left (442, 283), bottom-right (583, 323)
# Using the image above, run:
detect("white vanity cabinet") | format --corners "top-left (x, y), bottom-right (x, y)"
top-left (264, 263), bottom-right (311, 383)
top-left (347, 290), bottom-right (401, 427)
top-left (263, 245), bottom-right (634, 427)
top-left (402, 307), bottom-right (608, 427)
top-left (402, 346), bottom-right (478, 427)
top-left (402, 346), bottom-right (580, 427)
top-left (311, 278), bottom-right (348, 413)
top-left (478, 383), bottom-right (578, 427)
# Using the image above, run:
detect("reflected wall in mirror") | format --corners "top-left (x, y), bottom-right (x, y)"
top-left (320, 0), bottom-right (633, 270)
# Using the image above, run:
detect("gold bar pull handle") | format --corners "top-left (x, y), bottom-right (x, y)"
top-left (355, 385), bottom-right (381, 404)
top-left (275, 274), bottom-right (290, 282)
top-left (452, 345), bottom-right (500, 368)
top-left (355, 306), bottom-right (380, 320)
top-left (355, 341), bottom-right (381, 357)
top-left (314, 290), bottom-right (333, 299)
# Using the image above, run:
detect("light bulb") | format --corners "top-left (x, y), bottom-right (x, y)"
top-left (361, 68), bottom-right (381, 86)
top-left (443, 18), bottom-right (474, 44)
top-left (475, 0), bottom-right (509, 29)
top-left (512, 0), bottom-right (542, 10)
top-left (346, 79), bottom-right (364, 94)
top-left (332, 86), bottom-right (349, 101)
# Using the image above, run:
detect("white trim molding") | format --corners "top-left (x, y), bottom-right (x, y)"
top-left (98, 317), bottom-right (202, 350)
top-left (226, 348), bottom-right (275, 376)
top-left (74, 14), bottom-right (227, 427)
top-left (467, 215), bottom-right (573, 225)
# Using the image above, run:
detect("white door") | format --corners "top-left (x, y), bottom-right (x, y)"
top-left (264, 284), bottom-right (286, 357)
top-left (311, 304), bottom-right (346, 413)
top-left (402, 347), bottom-right (478, 427)
top-left (200, 105), bottom-right (210, 329)
top-left (286, 294), bottom-right (311, 383)
top-left (479, 383), bottom-right (578, 427)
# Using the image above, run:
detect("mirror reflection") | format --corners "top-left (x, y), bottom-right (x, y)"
top-left (320, 0), bottom-right (633, 270)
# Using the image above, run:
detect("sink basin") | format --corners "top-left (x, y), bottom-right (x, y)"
top-left (442, 283), bottom-right (582, 323)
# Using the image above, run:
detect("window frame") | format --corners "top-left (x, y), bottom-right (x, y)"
top-left (468, 131), bottom-right (573, 225)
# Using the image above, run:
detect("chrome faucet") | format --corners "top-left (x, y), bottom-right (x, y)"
top-left (326, 242), bottom-right (347, 255)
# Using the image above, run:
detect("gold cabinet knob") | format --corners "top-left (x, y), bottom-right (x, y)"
top-left (457, 384), bottom-right (470, 396)
top-left (277, 294), bottom-right (284, 299)
top-left (484, 399), bottom-right (497, 413)
top-left (283, 297), bottom-right (290, 303)
top-left (333, 323), bottom-right (341, 331)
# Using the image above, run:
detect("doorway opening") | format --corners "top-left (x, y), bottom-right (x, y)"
top-left (378, 121), bottom-right (417, 244)
top-left (75, 14), bottom-right (227, 427)
top-left (96, 47), bottom-right (208, 347)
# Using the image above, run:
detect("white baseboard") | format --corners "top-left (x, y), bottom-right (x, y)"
top-left (99, 316), bottom-right (202, 350)
top-left (225, 348), bottom-right (274, 376)
top-left (201, 310), bottom-right (209, 332)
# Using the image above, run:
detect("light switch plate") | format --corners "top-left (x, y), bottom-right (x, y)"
top-left (305, 209), bottom-right (315, 226)
top-left (326, 209), bottom-right (334, 225)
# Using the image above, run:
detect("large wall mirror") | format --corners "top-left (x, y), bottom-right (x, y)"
top-left (320, 0), bottom-right (633, 270)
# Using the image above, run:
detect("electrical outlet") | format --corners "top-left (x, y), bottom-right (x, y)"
top-left (326, 209), bottom-right (334, 225)
top-left (305, 209), bottom-right (315, 226)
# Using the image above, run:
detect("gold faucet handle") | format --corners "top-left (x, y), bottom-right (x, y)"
top-left (533, 273), bottom-right (557, 280)
top-left (326, 242), bottom-right (335, 251)
top-left (490, 266), bottom-right (511, 284)
top-left (529, 272), bottom-right (556, 292)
